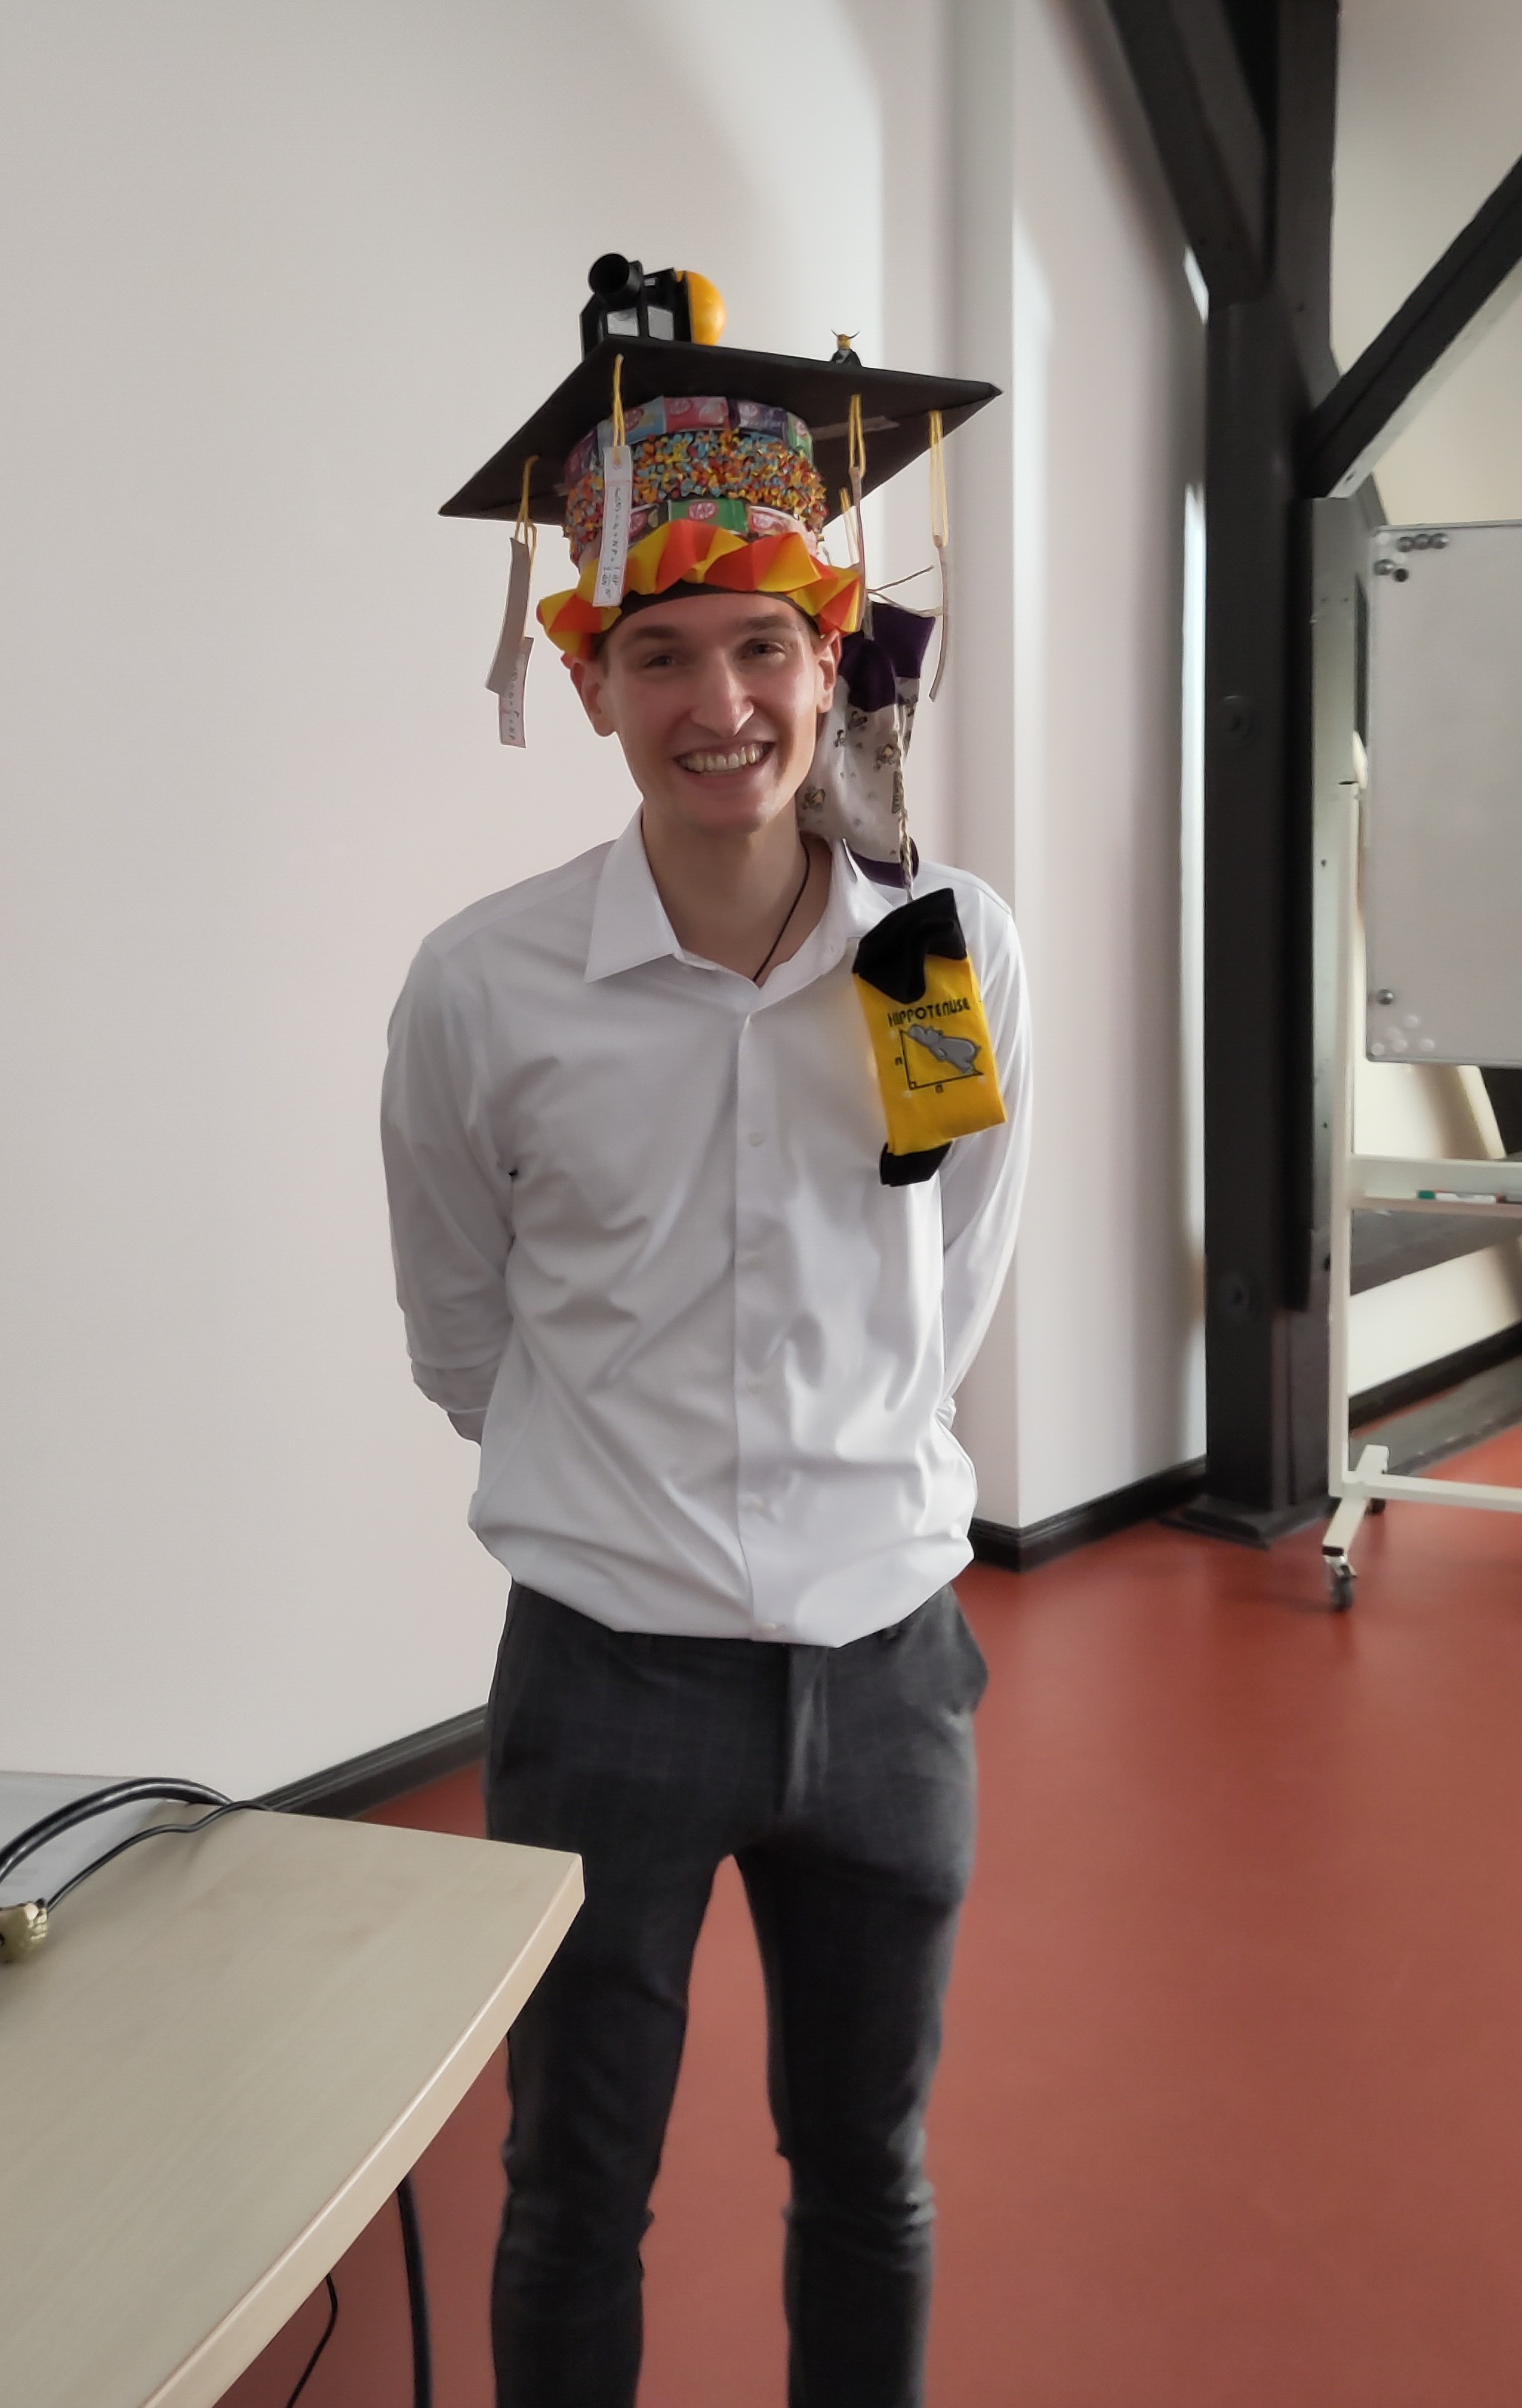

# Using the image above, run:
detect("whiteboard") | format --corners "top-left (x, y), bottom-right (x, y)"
top-left (1365, 520), bottom-right (1522, 1067)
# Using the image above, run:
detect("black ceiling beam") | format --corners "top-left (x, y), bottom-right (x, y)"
top-left (1301, 150), bottom-right (1522, 498)
top-left (1271, 0), bottom-right (1340, 404)
top-left (1102, 0), bottom-right (1268, 303)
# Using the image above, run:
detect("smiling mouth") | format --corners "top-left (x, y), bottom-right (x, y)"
top-left (676, 741), bottom-right (774, 777)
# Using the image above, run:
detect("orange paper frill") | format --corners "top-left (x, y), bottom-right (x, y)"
top-left (537, 517), bottom-right (863, 660)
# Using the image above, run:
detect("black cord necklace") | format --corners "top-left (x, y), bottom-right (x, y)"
top-left (751, 843), bottom-right (813, 984)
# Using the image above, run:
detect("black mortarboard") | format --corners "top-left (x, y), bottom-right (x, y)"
top-left (440, 335), bottom-right (999, 523)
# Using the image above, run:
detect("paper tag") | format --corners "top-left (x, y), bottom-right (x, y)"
top-left (497, 637), bottom-right (533, 748)
top-left (486, 534), bottom-right (533, 694)
top-left (594, 443), bottom-right (633, 606)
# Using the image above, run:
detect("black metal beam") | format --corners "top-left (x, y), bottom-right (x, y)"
top-left (1102, 0), bottom-right (1268, 302)
top-left (1271, 0), bottom-right (1341, 404)
top-left (1186, 296), bottom-right (1331, 1534)
top-left (1301, 150), bottom-right (1522, 497)
top-left (1094, 0), bottom-right (1334, 1540)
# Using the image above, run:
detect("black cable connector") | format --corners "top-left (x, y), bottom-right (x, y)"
top-left (0, 1778), bottom-right (262, 1962)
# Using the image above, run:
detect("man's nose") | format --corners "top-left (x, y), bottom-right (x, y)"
top-left (689, 657), bottom-right (753, 737)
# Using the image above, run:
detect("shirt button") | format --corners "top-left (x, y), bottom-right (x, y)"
top-left (760, 1621), bottom-right (783, 1636)
top-left (741, 1493), bottom-right (762, 1512)
top-left (746, 1375), bottom-right (763, 1393)
top-left (746, 1131), bottom-right (765, 1147)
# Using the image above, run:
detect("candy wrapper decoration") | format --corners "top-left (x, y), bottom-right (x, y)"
top-left (539, 385), bottom-right (858, 657)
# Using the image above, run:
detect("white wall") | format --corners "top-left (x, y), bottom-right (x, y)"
top-left (1335, 0), bottom-right (1522, 523)
top-left (1334, 0), bottom-right (1522, 1388)
top-left (951, 0), bottom-right (1207, 1529)
top-left (0, 0), bottom-right (957, 1791)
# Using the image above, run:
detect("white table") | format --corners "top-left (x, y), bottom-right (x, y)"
top-left (0, 1780), bottom-right (581, 2408)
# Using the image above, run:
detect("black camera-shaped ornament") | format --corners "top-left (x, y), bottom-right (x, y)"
top-left (579, 254), bottom-right (725, 355)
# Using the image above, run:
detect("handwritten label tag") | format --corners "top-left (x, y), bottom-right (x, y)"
top-left (486, 534), bottom-right (532, 696)
top-left (594, 443), bottom-right (633, 606)
top-left (497, 637), bottom-right (533, 748)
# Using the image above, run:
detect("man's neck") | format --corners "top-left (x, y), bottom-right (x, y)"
top-left (640, 808), bottom-right (831, 984)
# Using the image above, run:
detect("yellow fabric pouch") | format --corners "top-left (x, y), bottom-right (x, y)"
top-left (853, 890), bottom-right (1006, 1186)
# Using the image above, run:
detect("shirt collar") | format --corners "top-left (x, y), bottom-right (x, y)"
top-left (584, 808), bottom-right (902, 987)
top-left (584, 813), bottom-right (682, 982)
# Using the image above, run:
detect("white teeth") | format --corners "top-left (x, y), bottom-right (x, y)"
top-left (681, 743), bottom-right (767, 774)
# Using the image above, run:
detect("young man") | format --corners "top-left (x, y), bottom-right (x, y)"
top-left (382, 294), bottom-right (1031, 2408)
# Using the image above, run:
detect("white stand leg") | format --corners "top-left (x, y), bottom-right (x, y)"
top-left (1322, 1443), bottom-right (1390, 1609)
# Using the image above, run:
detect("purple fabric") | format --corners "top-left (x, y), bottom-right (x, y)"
top-left (838, 599), bottom-right (936, 714)
top-left (849, 844), bottom-right (919, 890)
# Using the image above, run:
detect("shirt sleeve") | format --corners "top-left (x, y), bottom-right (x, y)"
top-left (380, 939), bottom-right (514, 1432)
top-left (938, 898), bottom-right (1033, 1399)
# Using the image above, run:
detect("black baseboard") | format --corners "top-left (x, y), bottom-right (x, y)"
top-left (261, 1706), bottom-right (486, 1821)
top-left (970, 1457), bottom-right (1207, 1576)
top-left (1358, 1350), bottom-right (1522, 1479)
top-left (1350, 1318), bottom-right (1522, 1429)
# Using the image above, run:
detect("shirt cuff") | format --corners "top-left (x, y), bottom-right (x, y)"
top-left (409, 1355), bottom-right (500, 1418)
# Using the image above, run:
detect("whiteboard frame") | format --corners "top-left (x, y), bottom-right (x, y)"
top-left (1324, 781), bottom-right (1522, 1603)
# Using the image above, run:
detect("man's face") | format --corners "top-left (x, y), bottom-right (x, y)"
top-left (570, 590), bottom-right (839, 842)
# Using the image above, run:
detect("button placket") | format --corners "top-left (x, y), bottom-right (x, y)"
top-left (734, 1008), bottom-right (782, 1617)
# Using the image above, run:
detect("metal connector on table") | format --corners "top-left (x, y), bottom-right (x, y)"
top-left (0, 1901), bottom-right (49, 1962)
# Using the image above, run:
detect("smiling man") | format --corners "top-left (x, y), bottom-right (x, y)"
top-left (382, 306), bottom-right (1031, 2408)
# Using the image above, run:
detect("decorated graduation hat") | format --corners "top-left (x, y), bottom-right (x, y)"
top-left (441, 255), bottom-right (996, 671)
top-left (443, 258), bottom-right (1005, 1184)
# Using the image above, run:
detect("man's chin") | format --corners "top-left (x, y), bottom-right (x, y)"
top-left (646, 764), bottom-right (800, 838)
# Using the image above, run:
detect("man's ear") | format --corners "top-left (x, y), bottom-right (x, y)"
top-left (815, 628), bottom-right (842, 714)
top-left (569, 651), bottom-right (617, 737)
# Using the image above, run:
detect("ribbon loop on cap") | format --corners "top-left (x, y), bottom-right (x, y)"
top-left (846, 391), bottom-right (871, 634)
top-left (516, 454), bottom-right (539, 564)
top-left (928, 409), bottom-right (950, 702)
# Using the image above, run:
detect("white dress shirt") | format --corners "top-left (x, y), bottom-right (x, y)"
top-left (381, 814), bottom-right (1032, 1643)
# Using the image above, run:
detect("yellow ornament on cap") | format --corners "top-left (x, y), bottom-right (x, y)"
top-left (677, 269), bottom-right (726, 346)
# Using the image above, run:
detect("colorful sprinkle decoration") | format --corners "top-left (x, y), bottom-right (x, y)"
top-left (566, 425), bottom-right (826, 566)
top-left (540, 391), bottom-right (859, 659)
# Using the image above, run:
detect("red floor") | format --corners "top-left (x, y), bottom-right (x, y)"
top-left (225, 1427), bottom-right (1522, 2407)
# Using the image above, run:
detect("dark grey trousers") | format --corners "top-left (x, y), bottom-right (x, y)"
top-left (483, 1580), bottom-right (987, 2408)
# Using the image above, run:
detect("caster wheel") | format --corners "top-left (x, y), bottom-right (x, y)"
top-left (1327, 1561), bottom-right (1355, 1612)
top-left (1369, 1497), bottom-right (1387, 1516)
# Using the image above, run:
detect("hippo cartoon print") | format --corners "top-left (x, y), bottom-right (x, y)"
top-left (904, 1022), bottom-right (980, 1076)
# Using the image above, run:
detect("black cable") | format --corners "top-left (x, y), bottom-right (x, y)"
top-left (284, 2275), bottom-right (339, 2407)
top-left (396, 2174), bottom-right (434, 2408)
top-left (0, 1778), bottom-right (235, 1890)
top-left (47, 1800), bottom-right (262, 1908)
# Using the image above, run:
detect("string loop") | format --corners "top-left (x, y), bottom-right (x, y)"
top-left (846, 392), bottom-right (871, 634)
top-left (927, 411), bottom-right (949, 549)
top-left (928, 409), bottom-right (951, 702)
top-left (516, 453), bottom-right (539, 565)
